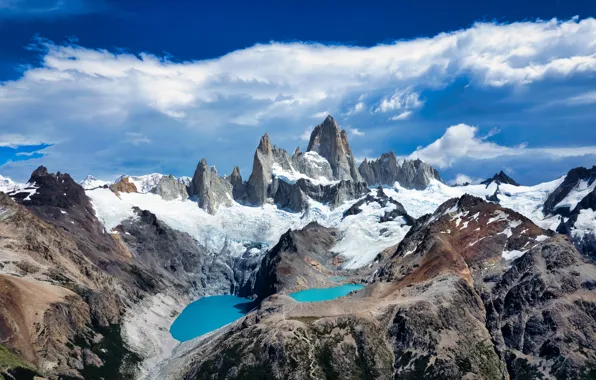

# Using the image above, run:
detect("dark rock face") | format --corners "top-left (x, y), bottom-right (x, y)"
top-left (294, 178), bottom-right (369, 209)
top-left (251, 222), bottom-right (340, 301)
top-left (486, 188), bottom-right (500, 203)
top-left (358, 153), bottom-right (441, 189)
top-left (481, 170), bottom-right (520, 186)
top-left (543, 166), bottom-right (596, 259)
top-left (544, 166), bottom-right (596, 217)
top-left (269, 177), bottom-right (308, 212)
top-left (307, 115), bottom-right (361, 182)
top-left (344, 186), bottom-right (415, 225)
top-left (378, 195), bottom-right (596, 379)
top-left (188, 159), bottom-right (233, 214)
top-left (8, 166), bottom-right (122, 263)
top-left (115, 207), bottom-right (237, 296)
top-left (484, 239), bottom-right (596, 379)
top-left (246, 134), bottom-right (274, 205)
top-left (229, 166), bottom-right (247, 201)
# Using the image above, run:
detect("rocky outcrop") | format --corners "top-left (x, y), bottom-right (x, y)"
top-left (544, 166), bottom-right (596, 217)
top-left (246, 134), bottom-right (274, 205)
top-left (358, 153), bottom-right (441, 189)
top-left (307, 115), bottom-right (361, 182)
top-left (481, 170), bottom-right (520, 186)
top-left (377, 195), bottom-right (596, 379)
top-left (110, 176), bottom-right (138, 194)
top-left (188, 159), bottom-right (233, 214)
top-left (294, 178), bottom-right (369, 209)
top-left (244, 125), bottom-right (367, 210)
top-left (229, 166), bottom-right (247, 201)
top-left (292, 151), bottom-right (334, 180)
top-left (344, 186), bottom-right (415, 224)
top-left (150, 174), bottom-right (188, 201)
top-left (543, 166), bottom-right (596, 259)
top-left (269, 177), bottom-right (309, 212)
top-left (251, 222), bottom-right (341, 301)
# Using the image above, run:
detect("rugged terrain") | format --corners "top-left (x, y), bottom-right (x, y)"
top-left (0, 115), bottom-right (594, 379)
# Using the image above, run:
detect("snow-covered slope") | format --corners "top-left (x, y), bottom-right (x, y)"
top-left (87, 186), bottom-right (410, 269)
top-left (80, 175), bottom-right (112, 189)
top-left (272, 151), bottom-right (337, 186)
top-left (385, 178), bottom-right (563, 227)
top-left (87, 173), bottom-right (585, 271)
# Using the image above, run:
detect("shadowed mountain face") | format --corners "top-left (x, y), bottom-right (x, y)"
top-left (542, 166), bottom-right (596, 260)
top-left (481, 170), bottom-right (520, 187)
top-left (0, 168), bottom-right (257, 379)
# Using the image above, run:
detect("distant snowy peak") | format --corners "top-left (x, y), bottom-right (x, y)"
top-left (80, 175), bottom-right (111, 190)
top-left (81, 173), bottom-right (191, 193)
top-left (480, 170), bottom-right (520, 187)
top-left (0, 175), bottom-right (19, 193)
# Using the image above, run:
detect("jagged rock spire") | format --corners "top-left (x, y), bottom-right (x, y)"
top-left (358, 153), bottom-right (441, 189)
top-left (306, 115), bottom-right (361, 182)
top-left (189, 158), bottom-right (233, 214)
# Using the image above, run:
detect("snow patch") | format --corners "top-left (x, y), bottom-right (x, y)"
top-left (502, 249), bottom-right (526, 260)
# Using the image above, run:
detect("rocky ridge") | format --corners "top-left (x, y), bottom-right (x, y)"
top-left (358, 152), bottom-right (441, 189)
top-left (165, 195), bottom-right (596, 380)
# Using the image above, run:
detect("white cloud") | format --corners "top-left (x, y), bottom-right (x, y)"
top-left (125, 132), bottom-right (151, 145)
top-left (300, 128), bottom-right (313, 141)
top-left (375, 90), bottom-right (423, 113)
top-left (349, 128), bottom-right (365, 137)
top-left (448, 174), bottom-right (483, 185)
top-left (1, 18), bottom-right (596, 180)
top-left (410, 123), bottom-right (596, 168)
top-left (0, 134), bottom-right (45, 148)
top-left (0, 0), bottom-right (104, 17)
top-left (389, 111), bottom-right (413, 121)
top-left (311, 111), bottom-right (330, 118)
top-left (347, 102), bottom-right (365, 115)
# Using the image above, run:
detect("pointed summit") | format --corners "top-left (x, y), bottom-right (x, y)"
top-left (481, 170), bottom-right (519, 186)
top-left (257, 133), bottom-right (272, 154)
top-left (306, 115), bottom-right (361, 182)
top-left (188, 158), bottom-right (233, 214)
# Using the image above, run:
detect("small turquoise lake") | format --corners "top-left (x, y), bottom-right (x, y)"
top-left (290, 284), bottom-right (365, 302)
top-left (170, 295), bottom-right (253, 342)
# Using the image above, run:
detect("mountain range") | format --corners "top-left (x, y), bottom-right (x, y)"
top-left (0, 115), bottom-right (594, 380)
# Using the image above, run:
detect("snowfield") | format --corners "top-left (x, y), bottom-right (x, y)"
top-left (88, 176), bottom-right (570, 271)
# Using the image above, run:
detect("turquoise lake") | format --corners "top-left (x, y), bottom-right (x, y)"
top-left (289, 284), bottom-right (365, 302)
top-left (170, 295), bottom-right (253, 342)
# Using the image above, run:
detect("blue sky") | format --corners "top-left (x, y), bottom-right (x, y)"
top-left (0, 0), bottom-right (595, 185)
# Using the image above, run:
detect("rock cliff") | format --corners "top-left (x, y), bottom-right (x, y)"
top-left (358, 152), bottom-right (441, 189)
top-left (188, 159), bottom-right (233, 214)
top-left (307, 115), bottom-right (361, 182)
